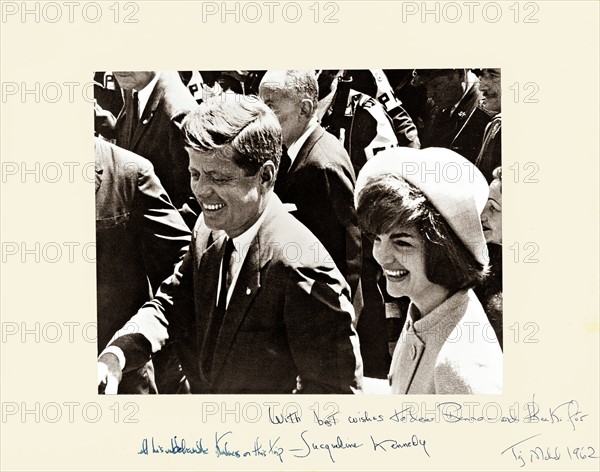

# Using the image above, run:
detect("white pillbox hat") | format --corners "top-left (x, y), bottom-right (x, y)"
top-left (355, 147), bottom-right (490, 265)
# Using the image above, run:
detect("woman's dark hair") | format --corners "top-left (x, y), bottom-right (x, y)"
top-left (356, 173), bottom-right (488, 293)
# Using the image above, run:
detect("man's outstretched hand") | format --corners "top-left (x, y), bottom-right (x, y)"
top-left (97, 352), bottom-right (122, 394)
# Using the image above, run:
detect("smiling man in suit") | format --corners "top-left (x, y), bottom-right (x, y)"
top-left (111, 71), bottom-right (198, 219)
top-left (98, 95), bottom-right (363, 394)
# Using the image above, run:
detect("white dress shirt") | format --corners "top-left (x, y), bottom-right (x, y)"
top-left (135, 72), bottom-right (161, 119)
top-left (286, 117), bottom-right (319, 165)
top-left (218, 204), bottom-right (271, 309)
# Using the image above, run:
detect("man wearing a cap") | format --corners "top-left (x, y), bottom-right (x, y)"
top-left (414, 69), bottom-right (491, 164)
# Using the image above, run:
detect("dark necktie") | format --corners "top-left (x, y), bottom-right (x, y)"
top-left (204, 237), bottom-right (235, 373)
top-left (126, 90), bottom-right (140, 147)
top-left (131, 90), bottom-right (140, 134)
top-left (217, 237), bottom-right (235, 312)
top-left (275, 146), bottom-right (292, 195)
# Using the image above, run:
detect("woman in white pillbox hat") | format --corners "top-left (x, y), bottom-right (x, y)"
top-left (355, 147), bottom-right (502, 394)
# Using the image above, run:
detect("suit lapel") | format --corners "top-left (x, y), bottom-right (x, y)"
top-left (452, 85), bottom-right (481, 131)
top-left (396, 329), bottom-right (425, 394)
top-left (284, 126), bottom-right (323, 191)
top-left (130, 76), bottom-right (165, 149)
top-left (209, 235), bottom-right (263, 381)
top-left (208, 201), bottom-right (285, 381)
top-left (197, 233), bottom-right (226, 380)
top-left (117, 90), bottom-right (136, 149)
top-left (94, 140), bottom-right (107, 194)
top-left (196, 232), bottom-right (223, 324)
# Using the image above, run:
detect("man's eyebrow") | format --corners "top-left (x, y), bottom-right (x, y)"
top-left (389, 232), bottom-right (414, 238)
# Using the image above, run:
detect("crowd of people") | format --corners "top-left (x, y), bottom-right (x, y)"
top-left (94, 68), bottom-right (503, 394)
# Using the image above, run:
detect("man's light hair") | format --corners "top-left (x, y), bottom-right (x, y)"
top-left (261, 70), bottom-right (319, 111)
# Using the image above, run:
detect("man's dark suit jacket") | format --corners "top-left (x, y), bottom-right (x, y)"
top-left (275, 125), bottom-right (361, 297)
top-left (95, 138), bottom-right (191, 392)
top-left (475, 114), bottom-right (501, 183)
top-left (116, 72), bottom-right (197, 210)
top-left (421, 83), bottom-right (491, 163)
top-left (110, 195), bottom-right (363, 394)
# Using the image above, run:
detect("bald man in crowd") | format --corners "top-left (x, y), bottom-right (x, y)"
top-left (259, 70), bottom-right (361, 297)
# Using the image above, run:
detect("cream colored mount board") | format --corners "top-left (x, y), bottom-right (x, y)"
top-left (0, 1), bottom-right (598, 471)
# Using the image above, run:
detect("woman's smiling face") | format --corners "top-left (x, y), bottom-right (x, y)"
top-left (372, 225), bottom-right (436, 301)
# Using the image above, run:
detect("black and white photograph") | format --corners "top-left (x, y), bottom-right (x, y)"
top-left (2, 1), bottom-right (598, 471)
top-left (94, 68), bottom-right (503, 395)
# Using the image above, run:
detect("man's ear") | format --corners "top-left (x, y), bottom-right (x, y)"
top-left (299, 98), bottom-right (314, 118)
top-left (260, 160), bottom-right (276, 187)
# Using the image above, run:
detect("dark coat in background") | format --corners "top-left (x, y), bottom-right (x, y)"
top-left (116, 71), bottom-right (198, 210)
top-left (474, 243), bottom-right (503, 349)
top-left (275, 126), bottom-right (362, 296)
top-left (421, 84), bottom-right (491, 164)
top-left (95, 138), bottom-right (191, 393)
top-left (475, 114), bottom-right (502, 183)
